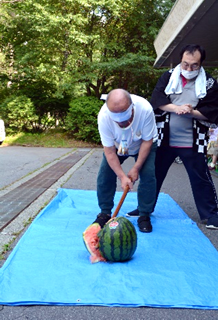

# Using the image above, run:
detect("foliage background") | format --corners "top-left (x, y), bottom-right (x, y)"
top-left (0, 0), bottom-right (174, 142)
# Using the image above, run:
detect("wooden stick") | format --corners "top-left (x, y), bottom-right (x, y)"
top-left (111, 185), bottom-right (130, 219)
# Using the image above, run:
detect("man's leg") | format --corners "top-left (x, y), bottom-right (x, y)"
top-left (127, 146), bottom-right (176, 218)
top-left (135, 142), bottom-right (157, 232)
top-left (137, 142), bottom-right (157, 215)
top-left (179, 149), bottom-right (218, 223)
top-left (155, 146), bottom-right (177, 199)
top-left (94, 152), bottom-right (127, 227)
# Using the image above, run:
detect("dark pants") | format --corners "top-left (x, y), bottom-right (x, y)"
top-left (97, 142), bottom-right (157, 216)
top-left (155, 147), bottom-right (218, 220)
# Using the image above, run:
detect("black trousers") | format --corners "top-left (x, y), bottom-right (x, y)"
top-left (155, 146), bottom-right (218, 220)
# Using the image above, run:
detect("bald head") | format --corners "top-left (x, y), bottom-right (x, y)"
top-left (106, 89), bottom-right (132, 113)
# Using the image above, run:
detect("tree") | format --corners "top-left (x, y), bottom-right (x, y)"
top-left (67, 0), bottom-right (173, 97)
top-left (0, 0), bottom-right (174, 124)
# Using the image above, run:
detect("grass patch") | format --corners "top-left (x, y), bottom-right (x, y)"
top-left (3, 130), bottom-right (101, 148)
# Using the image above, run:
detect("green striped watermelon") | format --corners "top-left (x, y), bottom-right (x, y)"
top-left (98, 217), bottom-right (137, 262)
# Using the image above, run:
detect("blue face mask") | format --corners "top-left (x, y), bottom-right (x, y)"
top-left (181, 69), bottom-right (199, 80)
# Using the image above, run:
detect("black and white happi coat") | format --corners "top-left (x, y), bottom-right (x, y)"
top-left (150, 69), bottom-right (218, 154)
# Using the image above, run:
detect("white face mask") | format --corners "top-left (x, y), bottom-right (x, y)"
top-left (107, 103), bottom-right (133, 122)
top-left (181, 69), bottom-right (199, 80)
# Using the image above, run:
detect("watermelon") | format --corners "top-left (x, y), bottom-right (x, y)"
top-left (83, 223), bottom-right (106, 263)
top-left (98, 217), bottom-right (137, 262)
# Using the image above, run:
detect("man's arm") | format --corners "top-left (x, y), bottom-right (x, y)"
top-left (159, 104), bottom-right (208, 120)
top-left (104, 146), bottom-right (133, 190)
top-left (150, 71), bottom-right (171, 111)
top-left (189, 109), bottom-right (208, 120)
top-left (127, 139), bottom-right (153, 183)
top-left (196, 74), bottom-right (218, 124)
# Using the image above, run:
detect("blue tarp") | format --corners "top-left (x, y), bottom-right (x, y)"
top-left (0, 189), bottom-right (218, 308)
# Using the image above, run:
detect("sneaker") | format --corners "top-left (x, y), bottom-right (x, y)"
top-left (208, 165), bottom-right (215, 170)
top-left (126, 209), bottom-right (139, 217)
top-left (174, 157), bottom-right (183, 164)
top-left (206, 215), bottom-right (218, 229)
top-left (92, 213), bottom-right (111, 228)
top-left (137, 216), bottom-right (152, 233)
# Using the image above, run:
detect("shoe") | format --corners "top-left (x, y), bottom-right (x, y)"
top-left (174, 157), bottom-right (183, 164)
top-left (208, 165), bottom-right (215, 170)
top-left (137, 216), bottom-right (152, 233)
top-left (126, 209), bottom-right (139, 217)
top-left (92, 213), bottom-right (111, 228)
top-left (206, 215), bottom-right (218, 229)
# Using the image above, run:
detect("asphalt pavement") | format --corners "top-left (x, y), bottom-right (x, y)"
top-left (0, 145), bottom-right (218, 320)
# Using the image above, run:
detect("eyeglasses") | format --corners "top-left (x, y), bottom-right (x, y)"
top-left (181, 62), bottom-right (200, 71)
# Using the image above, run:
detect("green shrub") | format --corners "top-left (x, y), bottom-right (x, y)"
top-left (65, 96), bottom-right (103, 143)
top-left (0, 95), bottom-right (38, 133)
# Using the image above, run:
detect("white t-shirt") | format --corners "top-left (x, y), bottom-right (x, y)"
top-left (98, 94), bottom-right (158, 155)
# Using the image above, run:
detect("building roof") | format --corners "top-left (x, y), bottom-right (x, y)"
top-left (154, 0), bottom-right (218, 68)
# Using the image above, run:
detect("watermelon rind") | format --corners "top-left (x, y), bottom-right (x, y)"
top-left (83, 223), bottom-right (100, 255)
top-left (83, 223), bottom-right (106, 263)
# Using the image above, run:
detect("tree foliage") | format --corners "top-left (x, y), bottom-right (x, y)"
top-left (0, 0), bottom-right (175, 139)
top-left (0, 94), bottom-right (38, 132)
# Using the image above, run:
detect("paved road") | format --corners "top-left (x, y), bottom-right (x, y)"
top-left (0, 146), bottom-right (75, 189)
top-left (0, 146), bottom-right (218, 319)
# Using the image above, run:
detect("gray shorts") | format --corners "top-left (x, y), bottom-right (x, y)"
top-left (207, 141), bottom-right (218, 156)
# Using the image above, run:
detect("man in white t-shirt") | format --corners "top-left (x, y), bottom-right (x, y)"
top-left (92, 89), bottom-right (158, 233)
